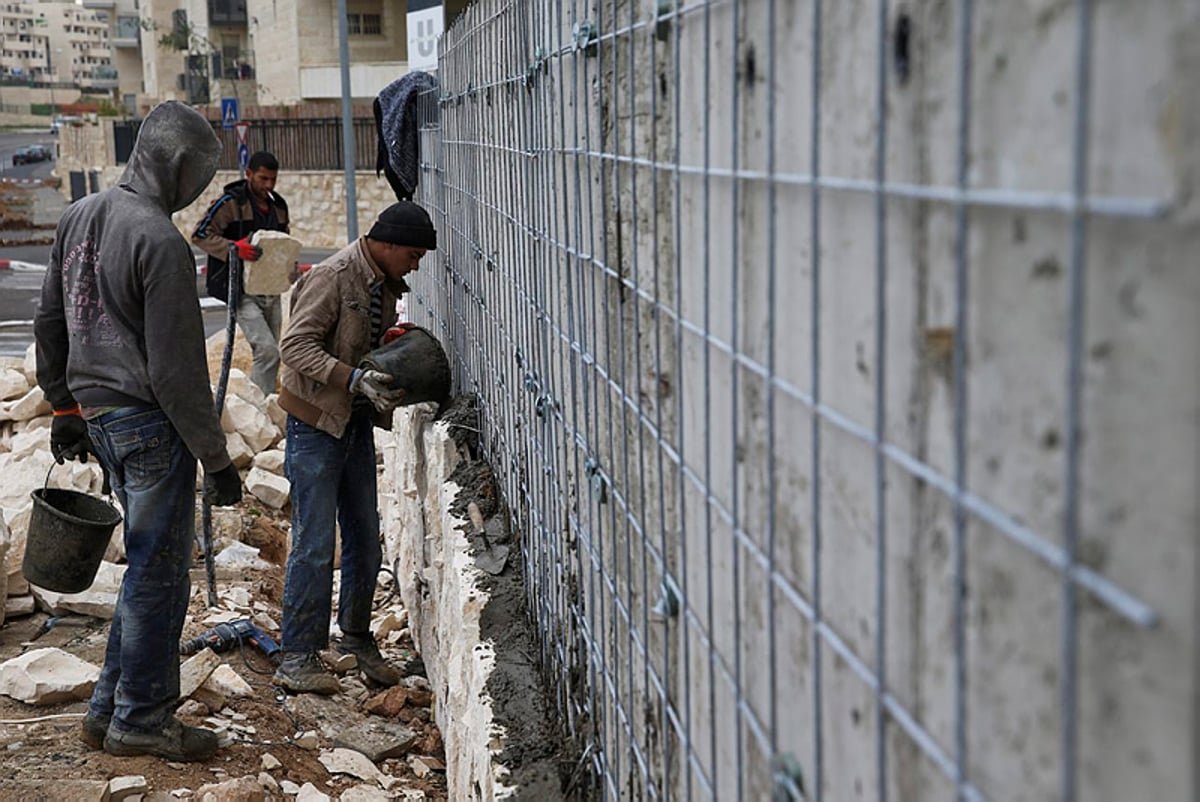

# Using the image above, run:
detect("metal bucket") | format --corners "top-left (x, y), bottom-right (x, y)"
top-left (23, 486), bottom-right (122, 593)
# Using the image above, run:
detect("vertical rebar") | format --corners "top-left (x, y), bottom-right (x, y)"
top-left (701, 0), bottom-right (720, 794)
top-left (1062, 1), bottom-right (1094, 800)
top-left (728, 0), bottom-right (746, 797)
top-left (765, 0), bottom-right (780, 772)
top-left (952, 0), bottom-right (975, 798)
top-left (874, 0), bottom-right (891, 798)
top-left (670, 0), bottom-right (695, 795)
top-left (810, 1), bottom-right (825, 797)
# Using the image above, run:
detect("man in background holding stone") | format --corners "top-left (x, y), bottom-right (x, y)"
top-left (192, 150), bottom-right (292, 395)
top-left (272, 202), bottom-right (436, 694)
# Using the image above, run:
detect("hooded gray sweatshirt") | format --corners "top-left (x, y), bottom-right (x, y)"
top-left (35, 100), bottom-right (231, 472)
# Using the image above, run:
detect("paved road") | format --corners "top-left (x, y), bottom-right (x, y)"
top-left (0, 128), bottom-right (57, 182)
top-left (0, 130), bottom-right (336, 359)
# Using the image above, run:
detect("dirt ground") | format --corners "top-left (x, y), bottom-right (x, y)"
top-left (0, 506), bottom-right (448, 800)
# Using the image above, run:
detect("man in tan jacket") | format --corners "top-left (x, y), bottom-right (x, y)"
top-left (274, 202), bottom-right (436, 694)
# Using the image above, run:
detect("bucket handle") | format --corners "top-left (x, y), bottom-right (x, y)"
top-left (43, 459), bottom-right (114, 500)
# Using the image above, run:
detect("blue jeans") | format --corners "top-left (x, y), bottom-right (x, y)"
top-left (84, 406), bottom-right (195, 734)
top-left (281, 409), bottom-right (381, 653)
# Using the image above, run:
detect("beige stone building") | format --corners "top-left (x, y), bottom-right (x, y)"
top-left (81, 0), bottom-right (145, 111)
top-left (0, 3), bottom-right (50, 82)
top-left (38, 1), bottom-right (116, 92)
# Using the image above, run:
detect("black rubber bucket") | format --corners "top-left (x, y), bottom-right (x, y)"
top-left (359, 325), bottom-right (452, 410)
top-left (23, 487), bottom-right (122, 593)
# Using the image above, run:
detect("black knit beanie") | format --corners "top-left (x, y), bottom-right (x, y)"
top-left (367, 201), bottom-right (437, 250)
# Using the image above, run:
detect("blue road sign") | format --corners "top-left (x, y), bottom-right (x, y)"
top-left (221, 98), bottom-right (239, 130)
top-left (238, 143), bottom-right (249, 170)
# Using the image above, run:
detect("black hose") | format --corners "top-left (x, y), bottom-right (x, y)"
top-left (202, 245), bottom-right (241, 608)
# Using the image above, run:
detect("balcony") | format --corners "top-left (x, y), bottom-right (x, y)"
top-left (113, 15), bottom-right (139, 47)
top-left (81, 65), bottom-right (118, 88)
top-left (80, 0), bottom-right (115, 7)
top-left (208, 0), bottom-right (247, 25)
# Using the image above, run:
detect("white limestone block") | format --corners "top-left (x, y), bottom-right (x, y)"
top-left (251, 448), bottom-right (285, 475)
top-left (0, 647), bottom-right (100, 705)
top-left (0, 368), bottom-right (30, 401)
top-left (245, 231), bottom-right (302, 295)
top-left (224, 430), bottom-right (255, 469)
top-left (246, 467), bottom-right (290, 510)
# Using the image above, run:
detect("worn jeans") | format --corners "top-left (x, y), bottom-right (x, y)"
top-left (84, 406), bottom-right (195, 734)
top-left (281, 409), bottom-right (381, 653)
top-left (238, 293), bottom-right (282, 395)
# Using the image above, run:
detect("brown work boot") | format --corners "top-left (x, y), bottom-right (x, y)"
top-left (336, 632), bottom-right (400, 686)
top-left (80, 712), bottom-right (109, 750)
top-left (272, 651), bottom-right (341, 695)
top-left (103, 717), bottom-right (219, 762)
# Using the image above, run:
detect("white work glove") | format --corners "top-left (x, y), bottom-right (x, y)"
top-left (348, 368), bottom-right (405, 412)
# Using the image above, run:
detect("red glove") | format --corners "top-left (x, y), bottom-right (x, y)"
top-left (383, 323), bottom-right (415, 344)
top-left (234, 238), bottom-right (262, 261)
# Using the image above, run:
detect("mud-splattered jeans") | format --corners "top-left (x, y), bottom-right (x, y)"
top-left (84, 406), bottom-right (195, 734)
top-left (280, 409), bottom-right (381, 653)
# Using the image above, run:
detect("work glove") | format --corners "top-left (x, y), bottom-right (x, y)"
top-left (50, 409), bottom-right (92, 464)
top-left (234, 238), bottom-right (262, 261)
top-left (382, 323), bottom-right (415, 345)
top-left (348, 368), bottom-right (406, 413)
top-left (203, 463), bottom-right (243, 507)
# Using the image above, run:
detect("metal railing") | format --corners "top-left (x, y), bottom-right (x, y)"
top-left (405, 1), bottom-right (1190, 800)
top-left (112, 117), bottom-right (377, 171)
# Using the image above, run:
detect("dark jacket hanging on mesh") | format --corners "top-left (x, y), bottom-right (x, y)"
top-left (374, 70), bottom-right (439, 202)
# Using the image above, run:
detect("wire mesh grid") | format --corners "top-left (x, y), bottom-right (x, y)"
top-left (402, 0), bottom-right (1182, 799)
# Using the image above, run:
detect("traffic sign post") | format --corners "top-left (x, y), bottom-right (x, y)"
top-left (234, 122), bottom-right (250, 170)
top-left (221, 98), bottom-right (239, 130)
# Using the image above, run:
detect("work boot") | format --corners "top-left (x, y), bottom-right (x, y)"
top-left (80, 712), bottom-right (110, 750)
top-left (336, 632), bottom-right (400, 687)
top-left (272, 651), bottom-right (341, 695)
top-left (103, 717), bottom-right (219, 762)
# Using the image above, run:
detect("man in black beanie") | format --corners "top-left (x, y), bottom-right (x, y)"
top-left (273, 201), bottom-right (436, 694)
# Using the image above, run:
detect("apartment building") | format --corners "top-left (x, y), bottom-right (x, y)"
top-left (39, 1), bottom-right (116, 91)
top-left (82, 0), bottom-right (144, 111)
top-left (139, 0), bottom-right (465, 110)
top-left (0, 3), bottom-right (50, 81)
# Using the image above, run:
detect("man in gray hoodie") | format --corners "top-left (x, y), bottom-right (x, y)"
top-left (35, 100), bottom-right (242, 762)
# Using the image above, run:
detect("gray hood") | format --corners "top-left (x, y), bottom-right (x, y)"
top-left (119, 100), bottom-right (221, 213)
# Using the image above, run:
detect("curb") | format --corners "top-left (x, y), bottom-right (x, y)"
top-left (0, 259), bottom-right (47, 272)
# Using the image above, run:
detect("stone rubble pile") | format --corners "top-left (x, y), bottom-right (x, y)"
top-left (0, 344), bottom-right (291, 626)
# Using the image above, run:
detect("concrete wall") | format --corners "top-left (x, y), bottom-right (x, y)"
top-left (379, 405), bottom-right (562, 801)
top-left (401, 0), bottom-right (1200, 799)
top-left (173, 169), bottom-right (400, 248)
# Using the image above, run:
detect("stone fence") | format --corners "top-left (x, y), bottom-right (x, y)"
top-left (54, 119), bottom-right (400, 249)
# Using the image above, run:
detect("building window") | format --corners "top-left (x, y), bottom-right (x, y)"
top-left (345, 8), bottom-right (382, 36)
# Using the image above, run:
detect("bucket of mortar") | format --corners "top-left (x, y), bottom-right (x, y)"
top-left (23, 471), bottom-right (122, 593)
top-left (359, 324), bottom-right (452, 410)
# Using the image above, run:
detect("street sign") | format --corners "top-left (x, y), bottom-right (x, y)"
top-left (221, 98), bottom-right (239, 130)
top-left (406, 0), bottom-right (444, 72)
top-left (234, 121), bottom-right (250, 169)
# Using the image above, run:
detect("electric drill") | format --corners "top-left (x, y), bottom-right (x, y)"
top-left (179, 618), bottom-right (281, 664)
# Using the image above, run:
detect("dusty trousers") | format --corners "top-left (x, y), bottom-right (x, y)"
top-left (280, 407), bottom-right (381, 652)
top-left (84, 406), bottom-right (195, 734)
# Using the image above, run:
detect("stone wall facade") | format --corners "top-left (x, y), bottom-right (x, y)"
top-left (53, 121), bottom-right (400, 250)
